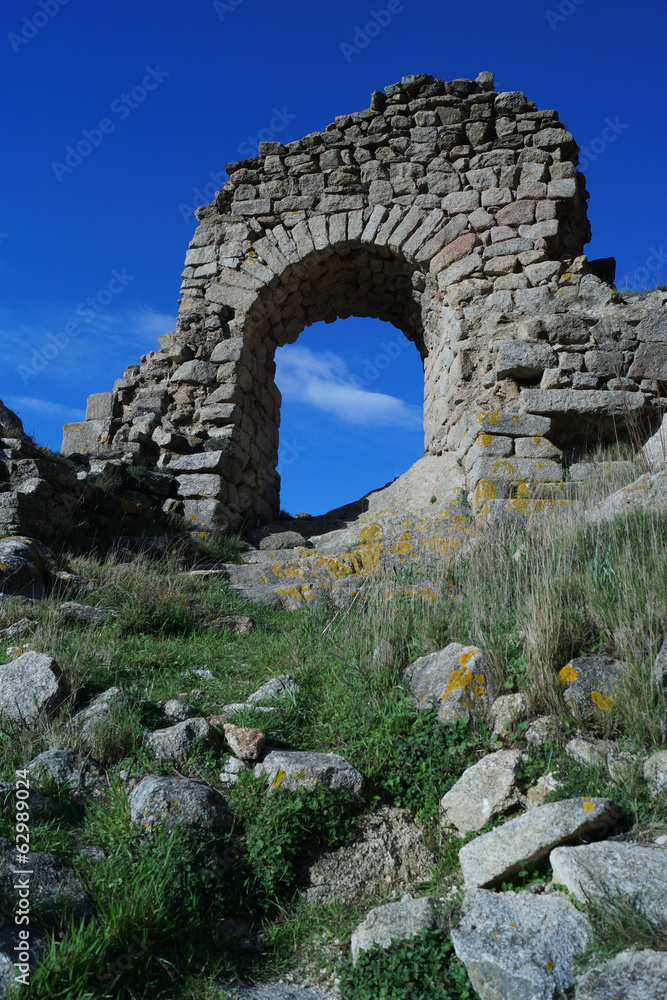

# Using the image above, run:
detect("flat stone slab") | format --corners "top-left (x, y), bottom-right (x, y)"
top-left (403, 642), bottom-right (489, 723)
top-left (254, 750), bottom-right (365, 795)
top-left (351, 896), bottom-right (444, 964)
top-left (129, 776), bottom-right (232, 837)
top-left (550, 841), bottom-right (667, 920)
top-left (459, 797), bottom-right (622, 889)
top-left (574, 948), bottom-right (667, 1000)
top-left (451, 888), bottom-right (591, 1000)
top-left (440, 749), bottom-right (524, 835)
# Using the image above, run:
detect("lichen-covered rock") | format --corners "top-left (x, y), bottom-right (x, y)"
top-left (574, 949), bottom-right (667, 1000)
top-left (128, 776), bottom-right (232, 836)
top-left (26, 748), bottom-right (106, 797)
top-left (557, 655), bottom-right (622, 715)
top-left (550, 842), bottom-right (667, 921)
top-left (589, 471), bottom-right (667, 522)
top-left (0, 536), bottom-right (59, 599)
top-left (305, 805), bottom-right (434, 905)
top-left (403, 643), bottom-right (489, 723)
top-left (451, 889), bottom-right (591, 1000)
top-left (255, 750), bottom-right (364, 795)
top-left (351, 896), bottom-right (445, 965)
top-left (142, 718), bottom-right (219, 766)
top-left (0, 837), bottom-right (93, 922)
top-left (458, 797), bottom-right (622, 889)
top-left (0, 781), bottom-right (59, 818)
top-left (0, 652), bottom-right (68, 726)
top-left (223, 722), bottom-right (266, 762)
top-left (440, 750), bottom-right (524, 834)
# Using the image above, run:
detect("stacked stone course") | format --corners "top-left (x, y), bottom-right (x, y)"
top-left (62, 72), bottom-right (667, 531)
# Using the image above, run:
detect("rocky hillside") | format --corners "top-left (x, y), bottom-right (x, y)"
top-left (0, 431), bottom-right (666, 999)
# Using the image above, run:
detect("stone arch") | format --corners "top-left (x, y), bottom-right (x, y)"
top-left (65, 71), bottom-right (605, 532)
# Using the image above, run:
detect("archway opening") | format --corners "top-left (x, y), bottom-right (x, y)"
top-left (275, 316), bottom-right (425, 516)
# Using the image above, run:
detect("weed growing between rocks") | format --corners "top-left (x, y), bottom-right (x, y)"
top-left (1, 463), bottom-right (667, 995)
top-left (337, 929), bottom-right (481, 1000)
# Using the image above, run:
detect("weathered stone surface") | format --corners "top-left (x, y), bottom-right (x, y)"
top-left (403, 643), bottom-right (488, 723)
top-left (574, 949), bottom-right (667, 1000)
top-left (72, 687), bottom-right (124, 740)
top-left (143, 718), bottom-right (219, 766)
top-left (129, 776), bottom-right (232, 836)
top-left (255, 750), bottom-right (364, 794)
top-left (495, 341), bottom-right (557, 380)
top-left (305, 805), bottom-right (434, 905)
top-left (440, 750), bottom-right (524, 834)
top-left (524, 771), bottom-right (562, 809)
top-left (223, 722), bottom-right (266, 761)
top-left (56, 602), bottom-right (119, 625)
top-left (0, 652), bottom-right (68, 726)
top-left (0, 837), bottom-right (93, 922)
top-left (589, 471), bottom-right (667, 522)
top-left (458, 797), bottom-right (622, 889)
top-left (451, 889), bottom-right (591, 1000)
top-left (258, 530), bottom-right (310, 550)
top-left (489, 692), bottom-right (528, 737)
top-left (521, 388), bottom-right (645, 419)
top-left (351, 897), bottom-right (445, 965)
top-left (0, 924), bottom-right (47, 996)
top-left (205, 614), bottom-right (254, 634)
top-left (550, 842), bottom-right (667, 920)
top-left (557, 656), bottom-right (622, 715)
top-left (652, 638), bottom-right (667, 691)
top-left (162, 698), bottom-right (197, 720)
top-left (246, 675), bottom-right (299, 703)
top-left (26, 748), bottom-right (106, 797)
top-left (0, 536), bottom-right (57, 599)
top-left (643, 750), bottom-right (667, 794)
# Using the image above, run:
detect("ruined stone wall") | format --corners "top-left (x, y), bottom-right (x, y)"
top-left (62, 72), bottom-right (667, 531)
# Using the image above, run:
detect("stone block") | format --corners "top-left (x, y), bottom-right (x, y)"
top-left (85, 392), bottom-right (115, 421)
top-left (62, 419), bottom-right (111, 455)
top-left (468, 456), bottom-right (562, 491)
top-left (176, 474), bottom-right (227, 501)
top-left (495, 341), bottom-right (557, 379)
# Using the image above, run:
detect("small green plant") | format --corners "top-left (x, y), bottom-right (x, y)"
top-left (338, 929), bottom-right (481, 1000)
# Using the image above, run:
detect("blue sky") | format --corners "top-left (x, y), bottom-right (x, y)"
top-left (1, 0), bottom-right (666, 514)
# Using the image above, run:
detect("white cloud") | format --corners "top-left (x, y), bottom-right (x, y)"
top-left (4, 396), bottom-right (85, 423)
top-left (275, 345), bottom-right (422, 429)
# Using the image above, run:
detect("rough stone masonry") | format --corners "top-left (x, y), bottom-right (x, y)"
top-left (62, 72), bottom-right (667, 531)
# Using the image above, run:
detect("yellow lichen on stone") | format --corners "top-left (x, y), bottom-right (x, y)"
top-left (478, 433), bottom-right (494, 447)
top-left (359, 522), bottom-right (383, 542)
top-left (476, 479), bottom-right (497, 507)
top-left (590, 691), bottom-right (613, 711)
top-left (272, 768), bottom-right (286, 789)
top-left (581, 797), bottom-right (595, 813)
top-left (559, 664), bottom-right (578, 683)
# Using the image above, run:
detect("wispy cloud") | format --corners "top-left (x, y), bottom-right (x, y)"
top-left (4, 396), bottom-right (85, 423)
top-left (275, 345), bottom-right (422, 428)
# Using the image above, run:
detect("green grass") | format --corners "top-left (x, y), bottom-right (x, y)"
top-left (1, 456), bottom-right (667, 996)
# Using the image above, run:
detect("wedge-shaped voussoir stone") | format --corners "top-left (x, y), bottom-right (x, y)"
top-left (550, 841), bottom-right (667, 921)
top-left (451, 889), bottom-right (591, 1000)
top-left (403, 642), bottom-right (488, 723)
top-left (458, 797), bottom-right (622, 889)
top-left (254, 750), bottom-right (364, 794)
